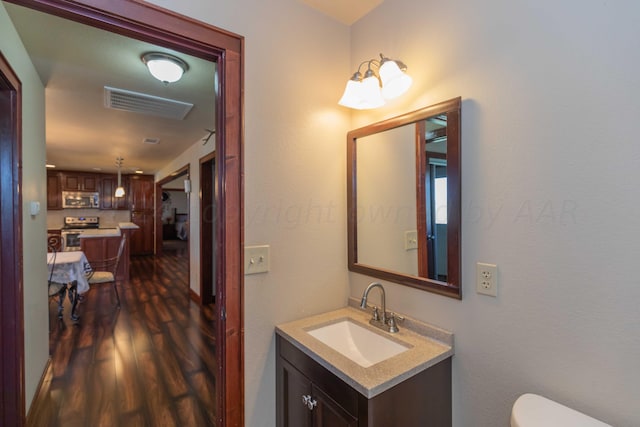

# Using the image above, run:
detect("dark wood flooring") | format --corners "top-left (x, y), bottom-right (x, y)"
top-left (29, 247), bottom-right (217, 426)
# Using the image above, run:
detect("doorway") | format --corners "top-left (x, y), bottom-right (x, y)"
top-left (1, 1), bottom-right (243, 426)
top-left (200, 152), bottom-right (216, 305)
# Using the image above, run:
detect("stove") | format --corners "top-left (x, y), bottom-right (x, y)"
top-left (61, 216), bottom-right (100, 251)
top-left (62, 216), bottom-right (100, 230)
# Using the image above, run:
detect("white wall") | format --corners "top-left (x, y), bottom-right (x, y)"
top-left (350, 1), bottom-right (640, 426)
top-left (0, 3), bottom-right (48, 410)
top-left (147, 0), bottom-right (353, 424)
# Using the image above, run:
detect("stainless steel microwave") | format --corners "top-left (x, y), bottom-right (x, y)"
top-left (61, 191), bottom-right (100, 209)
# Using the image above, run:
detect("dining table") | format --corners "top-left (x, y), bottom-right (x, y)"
top-left (47, 250), bottom-right (92, 321)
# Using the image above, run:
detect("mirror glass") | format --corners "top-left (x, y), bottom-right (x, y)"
top-left (348, 97), bottom-right (461, 298)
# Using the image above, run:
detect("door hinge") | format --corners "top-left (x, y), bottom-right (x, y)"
top-left (221, 306), bottom-right (227, 321)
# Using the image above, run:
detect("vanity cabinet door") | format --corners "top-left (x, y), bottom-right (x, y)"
top-left (278, 358), bottom-right (313, 427)
top-left (277, 335), bottom-right (359, 427)
top-left (312, 384), bottom-right (358, 427)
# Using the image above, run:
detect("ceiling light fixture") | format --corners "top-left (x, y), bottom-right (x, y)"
top-left (141, 52), bottom-right (189, 84)
top-left (338, 53), bottom-right (413, 110)
top-left (115, 156), bottom-right (125, 198)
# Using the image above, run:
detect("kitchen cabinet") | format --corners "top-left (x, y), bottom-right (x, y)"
top-left (47, 171), bottom-right (62, 210)
top-left (129, 175), bottom-right (155, 255)
top-left (100, 174), bottom-right (129, 210)
top-left (61, 172), bottom-right (99, 192)
top-left (276, 335), bottom-right (452, 427)
top-left (128, 174), bottom-right (154, 211)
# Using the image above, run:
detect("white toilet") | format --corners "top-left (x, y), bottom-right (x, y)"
top-left (511, 393), bottom-right (612, 427)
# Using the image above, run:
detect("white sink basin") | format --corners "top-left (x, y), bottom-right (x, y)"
top-left (307, 319), bottom-right (409, 367)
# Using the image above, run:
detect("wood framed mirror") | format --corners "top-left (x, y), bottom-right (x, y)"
top-left (348, 97), bottom-right (461, 299)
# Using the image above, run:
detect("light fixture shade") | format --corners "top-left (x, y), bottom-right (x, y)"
top-left (184, 179), bottom-right (191, 193)
top-left (379, 60), bottom-right (412, 99)
top-left (115, 186), bottom-right (125, 198)
top-left (338, 79), bottom-right (363, 109)
top-left (359, 74), bottom-right (385, 109)
top-left (142, 53), bottom-right (188, 84)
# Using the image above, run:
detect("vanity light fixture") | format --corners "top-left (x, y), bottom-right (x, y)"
top-left (339, 53), bottom-right (413, 110)
top-left (115, 156), bottom-right (125, 198)
top-left (141, 52), bottom-right (189, 84)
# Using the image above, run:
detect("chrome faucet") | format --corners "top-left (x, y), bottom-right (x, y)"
top-left (360, 282), bottom-right (401, 332)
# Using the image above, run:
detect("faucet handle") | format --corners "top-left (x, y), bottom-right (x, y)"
top-left (371, 306), bottom-right (380, 321)
top-left (387, 312), bottom-right (404, 333)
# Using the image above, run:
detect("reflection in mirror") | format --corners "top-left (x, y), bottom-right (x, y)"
top-left (348, 97), bottom-right (461, 299)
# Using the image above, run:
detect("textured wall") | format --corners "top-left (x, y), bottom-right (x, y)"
top-left (147, 1), bottom-right (352, 424)
top-left (349, 1), bottom-right (640, 426)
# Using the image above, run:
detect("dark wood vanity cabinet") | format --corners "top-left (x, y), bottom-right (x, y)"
top-left (276, 335), bottom-right (452, 427)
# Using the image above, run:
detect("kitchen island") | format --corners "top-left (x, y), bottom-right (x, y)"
top-left (79, 222), bottom-right (139, 281)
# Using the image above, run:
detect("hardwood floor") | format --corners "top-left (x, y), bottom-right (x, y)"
top-left (29, 248), bottom-right (216, 426)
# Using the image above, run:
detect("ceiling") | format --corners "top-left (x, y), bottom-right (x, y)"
top-left (295, 0), bottom-right (384, 25)
top-left (4, 1), bottom-right (380, 175)
top-left (4, 3), bottom-right (216, 175)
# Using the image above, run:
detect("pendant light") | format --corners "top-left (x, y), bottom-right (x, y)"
top-left (115, 157), bottom-right (125, 198)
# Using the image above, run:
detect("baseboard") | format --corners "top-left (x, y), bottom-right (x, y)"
top-left (26, 357), bottom-right (53, 424)
top-left (189, 288), bottom-right (201, 304)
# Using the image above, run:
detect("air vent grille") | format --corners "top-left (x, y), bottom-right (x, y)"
top-left (104, 86), bottom-right (193, 120)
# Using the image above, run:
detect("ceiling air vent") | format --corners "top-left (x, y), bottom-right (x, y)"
top-left (104, 86), bottom-right (193, 120)
top-left (143, 137), bottom-right (160, 145)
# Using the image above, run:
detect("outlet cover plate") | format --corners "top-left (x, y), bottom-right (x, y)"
top-left (476, 262), bottom-right (498, 297)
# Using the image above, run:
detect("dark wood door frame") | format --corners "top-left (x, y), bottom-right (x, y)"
top-left (0, 52), bottom-right (24, 426)
top-left (200, 151), bottom-right (215, 305)
top-left (4, 1), bottom-right (244, 426)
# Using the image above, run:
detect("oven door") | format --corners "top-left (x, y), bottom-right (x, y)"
top-left (61, 230), bottom-right (82, 251)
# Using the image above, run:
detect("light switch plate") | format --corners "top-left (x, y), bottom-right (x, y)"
top-left (244, 245), bottom-right (270, 275)
top-left (404, 230), bottom-right (418, 250)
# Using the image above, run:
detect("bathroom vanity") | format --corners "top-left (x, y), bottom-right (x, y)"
top-left (276, 304), bottom-right (454, 426)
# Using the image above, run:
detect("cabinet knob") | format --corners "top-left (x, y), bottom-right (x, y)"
top-left (301, 394), bottom-right (317, 411)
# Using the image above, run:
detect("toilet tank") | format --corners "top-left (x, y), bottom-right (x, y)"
top-left (511, 394), bottom-right (611, 427)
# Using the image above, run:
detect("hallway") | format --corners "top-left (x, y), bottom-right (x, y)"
top-left (30, 249), bottom-right (217, 426)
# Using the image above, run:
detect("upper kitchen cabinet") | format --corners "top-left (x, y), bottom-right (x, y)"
top-left (61, 172), bottom-right (99, 192)
top-left (101, 174), bottom-right (129, 210)
top-left (47, 171), bottom-right (63, 210)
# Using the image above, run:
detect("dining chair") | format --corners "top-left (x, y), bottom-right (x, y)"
top-left (86, 234), bottom-right (127, 308)
top-left (47, 244), bottom-right (67, 319)
top-left (47, 233), bottom-right (64, 252)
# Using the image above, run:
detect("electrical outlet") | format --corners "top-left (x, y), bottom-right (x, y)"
top-left (476, 262), bottom-right (498, 297)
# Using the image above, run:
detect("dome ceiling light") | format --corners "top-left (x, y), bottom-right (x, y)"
top-left (141, 52), bottom-right (189, 84)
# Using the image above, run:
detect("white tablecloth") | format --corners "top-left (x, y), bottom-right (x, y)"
top-left (47, 251), bottom-right (92, 294)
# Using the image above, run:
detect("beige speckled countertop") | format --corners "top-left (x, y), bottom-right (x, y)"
top-left (79, 222), bottom-right (140, 238)
top-left (275, 299), bottom-right (454, 398)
